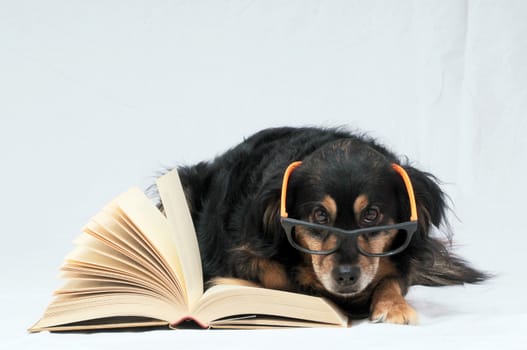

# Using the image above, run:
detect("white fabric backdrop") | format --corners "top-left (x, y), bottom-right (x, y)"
top-left (1, 1), bottom-right (526, 348)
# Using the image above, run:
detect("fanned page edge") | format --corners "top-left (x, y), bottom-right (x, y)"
top-left (156, 169), bottom-right (204, 309)
top-left (29, 318), bottom-right (170, 333)
top-left (113, 188), bottom-right (187, 300)
top-left (28, 293), bottom-right (185, 333)
top-left (28, 186), bottom-right (190, 333)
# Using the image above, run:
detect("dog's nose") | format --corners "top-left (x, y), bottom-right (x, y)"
top-left (332, 265), bottom-right (360, 286)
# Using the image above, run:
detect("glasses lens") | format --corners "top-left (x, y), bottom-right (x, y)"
top-left (358, 228), bottom-right (409, 256)
top-left (291, 225), bottom-right (339, 254)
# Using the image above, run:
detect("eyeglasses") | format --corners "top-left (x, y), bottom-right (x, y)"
top-left (279, 161), bottom-right (418, 257)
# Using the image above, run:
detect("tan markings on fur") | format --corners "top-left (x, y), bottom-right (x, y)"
top-left (310, 252), bottom-right (337, 292)
top-left (228, 243), bottom-right (292, 290)
top-left (357, 226), bottom-right (398, 255)
top-left (369, 256), bottom-right (400, 293)
top-left (352, 254), bottom-right (380, 294)
top-left (295, 265), bottom-right (325, 290)
top-left (352, 223), bottom-right (399, 294)
top-left (353, 194), bottom-right (369, 218)
top-left (295, 224), bottom-right (381, 296)
top-left (229, 243), bottom-right (259, 255)
top-left (294, 195), bottom-right (337, 254)
top-left (370, 278), bottom-right (418, 325)
top-left (209, 277), bottom-right (261, 288)
top-left (320, 195), bottom-right (337, 221)
top-left (294, 226), bottom-right (339, 253)
top-left (374, 257), bottom-right (398, 282)
top-left (257, 259), bottom-right (292, 290)
top-left (310, 251), bottom-right (381, 296)
top-left (293, 226), bottom-right (338, 291)
top-left (295, 224), bottom-right (362, 295)
top-left (312, 234), bottom-right (400, 297)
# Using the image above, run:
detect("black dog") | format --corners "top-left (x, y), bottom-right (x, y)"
top-left (167, 126), bottom-right (487, 324)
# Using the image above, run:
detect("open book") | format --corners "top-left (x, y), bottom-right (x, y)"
top-left (29, 169), bottom-right (349, 332)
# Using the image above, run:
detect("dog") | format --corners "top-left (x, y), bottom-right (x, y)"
top-left (166, 126), bottom-right (487, 325)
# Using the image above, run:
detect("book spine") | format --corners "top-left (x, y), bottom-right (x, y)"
top-left (169, 316), bottom-right (209, 329)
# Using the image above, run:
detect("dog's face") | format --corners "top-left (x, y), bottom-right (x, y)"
top-left (285, 140), bottom-right (408, 297)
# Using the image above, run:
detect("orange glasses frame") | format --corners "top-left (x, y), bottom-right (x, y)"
top-left (280, 161), bottom-right (418, 221)
top-left (279, 161), bottom-right (419, 256)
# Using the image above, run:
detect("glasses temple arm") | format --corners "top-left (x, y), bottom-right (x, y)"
top-left (280, 161), bottom-right (303, 218)
top-left (391, 163), bottom-right (418, 222)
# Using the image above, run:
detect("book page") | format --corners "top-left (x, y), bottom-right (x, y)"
top-left (61, 233), bottom-right (183, 304)
top-left (210, 316), bottom-right (348, 329)
top-left (193, 284), bottom-right (348, 328)
top-left (29, 318), bottom-right (169, 333)
top-left (29, 293), bottom-right (182, 332)
top-left (79, 216), bottom-right (183, 299)
top-left (29, 186), bottom-right (193, 333)
top-left (156, 169), bottom-right (203, 309)
top-left (113, 187), bottom-right (187, 305)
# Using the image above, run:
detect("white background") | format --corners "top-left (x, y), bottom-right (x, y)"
top-left (1, 1), bottom-right (526, 348)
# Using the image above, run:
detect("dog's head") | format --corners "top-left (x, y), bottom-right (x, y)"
top-left (276, 139), bottom-right (446, 297)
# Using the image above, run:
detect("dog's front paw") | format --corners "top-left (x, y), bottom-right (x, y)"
top-left (370, 299), bottom-right (419, 325)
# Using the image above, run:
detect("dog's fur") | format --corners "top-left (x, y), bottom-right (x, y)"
top-left (164, 127), bottom-right (487, 324)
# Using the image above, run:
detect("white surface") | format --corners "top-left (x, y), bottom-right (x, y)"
top-left (1, 1), bottom-right (526, 348)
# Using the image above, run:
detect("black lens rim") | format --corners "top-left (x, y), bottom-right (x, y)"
top-left (280, 217), bottom-right (418, 257)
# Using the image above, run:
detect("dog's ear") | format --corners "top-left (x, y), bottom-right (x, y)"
top-left (402, 165), bottom-right (448, 233)
top-left (242, 171), bottom-right (287, 250)
top-left (400, 165), bottom-right (489, 286)
top-left (262, 195), bottom-right (281, 235)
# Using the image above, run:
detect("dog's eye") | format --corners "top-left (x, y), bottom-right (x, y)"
top-left (360, 207), bottom-right (380, 226)
top-left (312, 208), bottom-right (329, 224)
